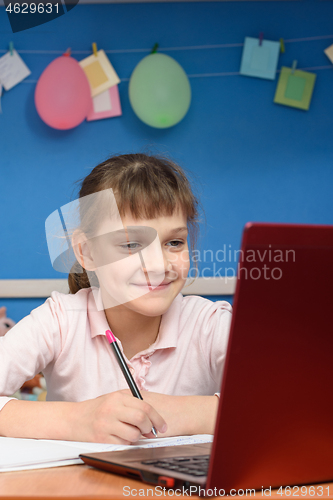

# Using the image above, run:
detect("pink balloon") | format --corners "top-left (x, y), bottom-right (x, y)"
top-left (35, 55), bottom-right (92, 130)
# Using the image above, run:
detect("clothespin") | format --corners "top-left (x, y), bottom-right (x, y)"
top-left (259, 33), bottom-right (264, 46)
top-left (280, 38), bottom-right (285, 54)
top-left (9, 42), bottom-right (13, 56)
top-left (92, 43), bottom-right (98, 57)
top-left (151, 43), bottom-right (159, 54)
top-left (63, 48), bottom-right (71, 57)
top-left (291, 60), bottom-right (297, 74)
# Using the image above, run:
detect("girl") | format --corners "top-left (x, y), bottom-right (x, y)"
top-left (0, 153), bottom-right (232, 444)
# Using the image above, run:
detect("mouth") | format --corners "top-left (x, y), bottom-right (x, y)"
top-left (131, 282), bottom-right (172, 290)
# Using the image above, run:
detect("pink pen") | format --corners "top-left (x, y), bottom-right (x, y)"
top-left (105, 329), bottom-right (158, 438)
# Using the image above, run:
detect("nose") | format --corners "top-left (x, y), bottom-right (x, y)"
top-left (139, 237), bottom-right (172, 277)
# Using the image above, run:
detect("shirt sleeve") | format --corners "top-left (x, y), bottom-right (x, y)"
top-left (198, 300), bottom-right (232, 394)
top-left (0, 397), bottom-right (18, 412)
top-left (0, 292), bottom-right (66, 412)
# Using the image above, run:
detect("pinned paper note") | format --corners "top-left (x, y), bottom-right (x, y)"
top-left (240, 37), bottom-right (280, 80)
top-left (324, 44), bottom-right (333, 63)
top-left (79, 50), bottom-right (120, 97)
top-left (86, 85), bottom-right (122, 121)
top-left (274, 66), bottom-right (316, 110)
top-left (0, 49), bottom-right (31, 91)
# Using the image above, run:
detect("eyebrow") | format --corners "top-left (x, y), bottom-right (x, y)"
top-left (121, 226), bottom-right (188, 235)
top-left (170, 227), bottom-right (188, 234)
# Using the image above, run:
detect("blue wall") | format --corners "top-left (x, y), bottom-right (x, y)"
top-left (1, 0), bottom-right (333, 321)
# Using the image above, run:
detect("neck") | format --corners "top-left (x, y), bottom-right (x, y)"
top-left (104, 306), bottom-right (162, 360)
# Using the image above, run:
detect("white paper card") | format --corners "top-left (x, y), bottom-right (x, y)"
top-left (0, 50), bottom-right (31, 91)
top-left (324, 44), bottom-right (333, 63)
top-left (93, 89), bottom-right (112, 113)
top-left (0, 434), bottom-right (213, 472)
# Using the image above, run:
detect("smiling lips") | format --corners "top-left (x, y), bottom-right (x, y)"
top-left (133, 282), bottom-right (172, 287)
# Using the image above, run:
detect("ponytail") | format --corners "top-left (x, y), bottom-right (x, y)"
top-left (68, 261), bottom-right (98, 294)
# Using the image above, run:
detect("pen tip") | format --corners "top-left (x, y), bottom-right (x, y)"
top-left (152, 427), bottom-right (158, 438)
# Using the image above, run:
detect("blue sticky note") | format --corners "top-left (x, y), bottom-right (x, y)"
top-left (240, 37), bottom-right (280, 80)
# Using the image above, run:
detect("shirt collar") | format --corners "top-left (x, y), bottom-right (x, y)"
top-left (151, 292), bottom-right (182, 351)
top-left (88, 287), bottom-right (110, 339)
top-left (87, 286), bottom-right (182, 352)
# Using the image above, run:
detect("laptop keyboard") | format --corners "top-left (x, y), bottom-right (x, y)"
top-left (141, 455), bottom-right (210, 476)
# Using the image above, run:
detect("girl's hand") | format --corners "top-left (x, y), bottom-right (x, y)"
top-left (72, 390), bottom-right (167, 444)
top-left (135, 391), bottom-right (219, 437)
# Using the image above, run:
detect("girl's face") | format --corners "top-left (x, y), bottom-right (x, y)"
top-left (88, 206), bottom-right (191, 317)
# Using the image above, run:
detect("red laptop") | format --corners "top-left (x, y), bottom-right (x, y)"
top-left (80, 223), bottom-right (333, 495)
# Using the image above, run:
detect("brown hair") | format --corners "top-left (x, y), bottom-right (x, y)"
top-left (68, 153), bottom-right (203, 294)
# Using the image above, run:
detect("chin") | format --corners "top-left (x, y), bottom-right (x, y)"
top-left (130, 296), bottom-right (175, 316)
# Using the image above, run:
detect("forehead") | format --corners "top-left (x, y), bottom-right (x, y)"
top-left (97, 205), bottom-right (188, 235)
top-left (123, 208), bottom-right (187, 230)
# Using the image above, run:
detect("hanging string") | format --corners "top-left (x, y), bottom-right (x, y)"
top-left (1, 34), bottom-right (333, 55)
top-left (3, 33), bottom-right (333, 84)
top-left (20, 63), bottom-right (333, 85)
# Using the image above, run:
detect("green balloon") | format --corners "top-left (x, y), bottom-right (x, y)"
top-left (129, 53), bottom-right (191, 129)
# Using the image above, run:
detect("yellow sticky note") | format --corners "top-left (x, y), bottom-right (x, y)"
top-left (83, 61), bottom-right (108, 89)
top-left (79, 49), bottom-right (120, 97)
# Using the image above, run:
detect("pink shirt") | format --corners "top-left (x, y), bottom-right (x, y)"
top-left (0, 287), bottom-right (232, 412)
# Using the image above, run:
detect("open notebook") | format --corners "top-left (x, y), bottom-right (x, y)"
top-left (0, 434), bottom-right (213, 472)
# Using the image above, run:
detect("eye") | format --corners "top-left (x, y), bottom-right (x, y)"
top-left (4, 323), bottom-right (10, 328)
top-left (167, 240), bottom-right (184, 248)
top-left (119, 242), bottom-right (141, 250)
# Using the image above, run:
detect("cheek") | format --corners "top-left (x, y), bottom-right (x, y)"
top-left (182, 257), bottom-right (191, 277)
top-left (179, 249), bottom-right (190, 269)
top-left (171, 251), bottom-right (190, 279)
top-left (95, 256), bottom-right (140, 286)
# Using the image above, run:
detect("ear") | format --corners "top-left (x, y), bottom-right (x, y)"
top-left (0, 307), bottom-right (6, 318)
top-left (72, 229), bottom-right (96, 272)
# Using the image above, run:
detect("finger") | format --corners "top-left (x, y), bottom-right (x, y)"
top-left (118, 406), bottom-right (157, 437)
top-left (92, 427), bottom-right (133, 445)
top-left (141, 431), bottom-right (157, 439)
top-left (119, 389), bottom-right (132, 397)
top-left (122, 398), bottom-right (167, 434)
top-left (140, 401), bottom-right (167, 434)
top-left (104, 434), bottom-right (132, 445)
top-left (108, 420), bottom-right (143, 444)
